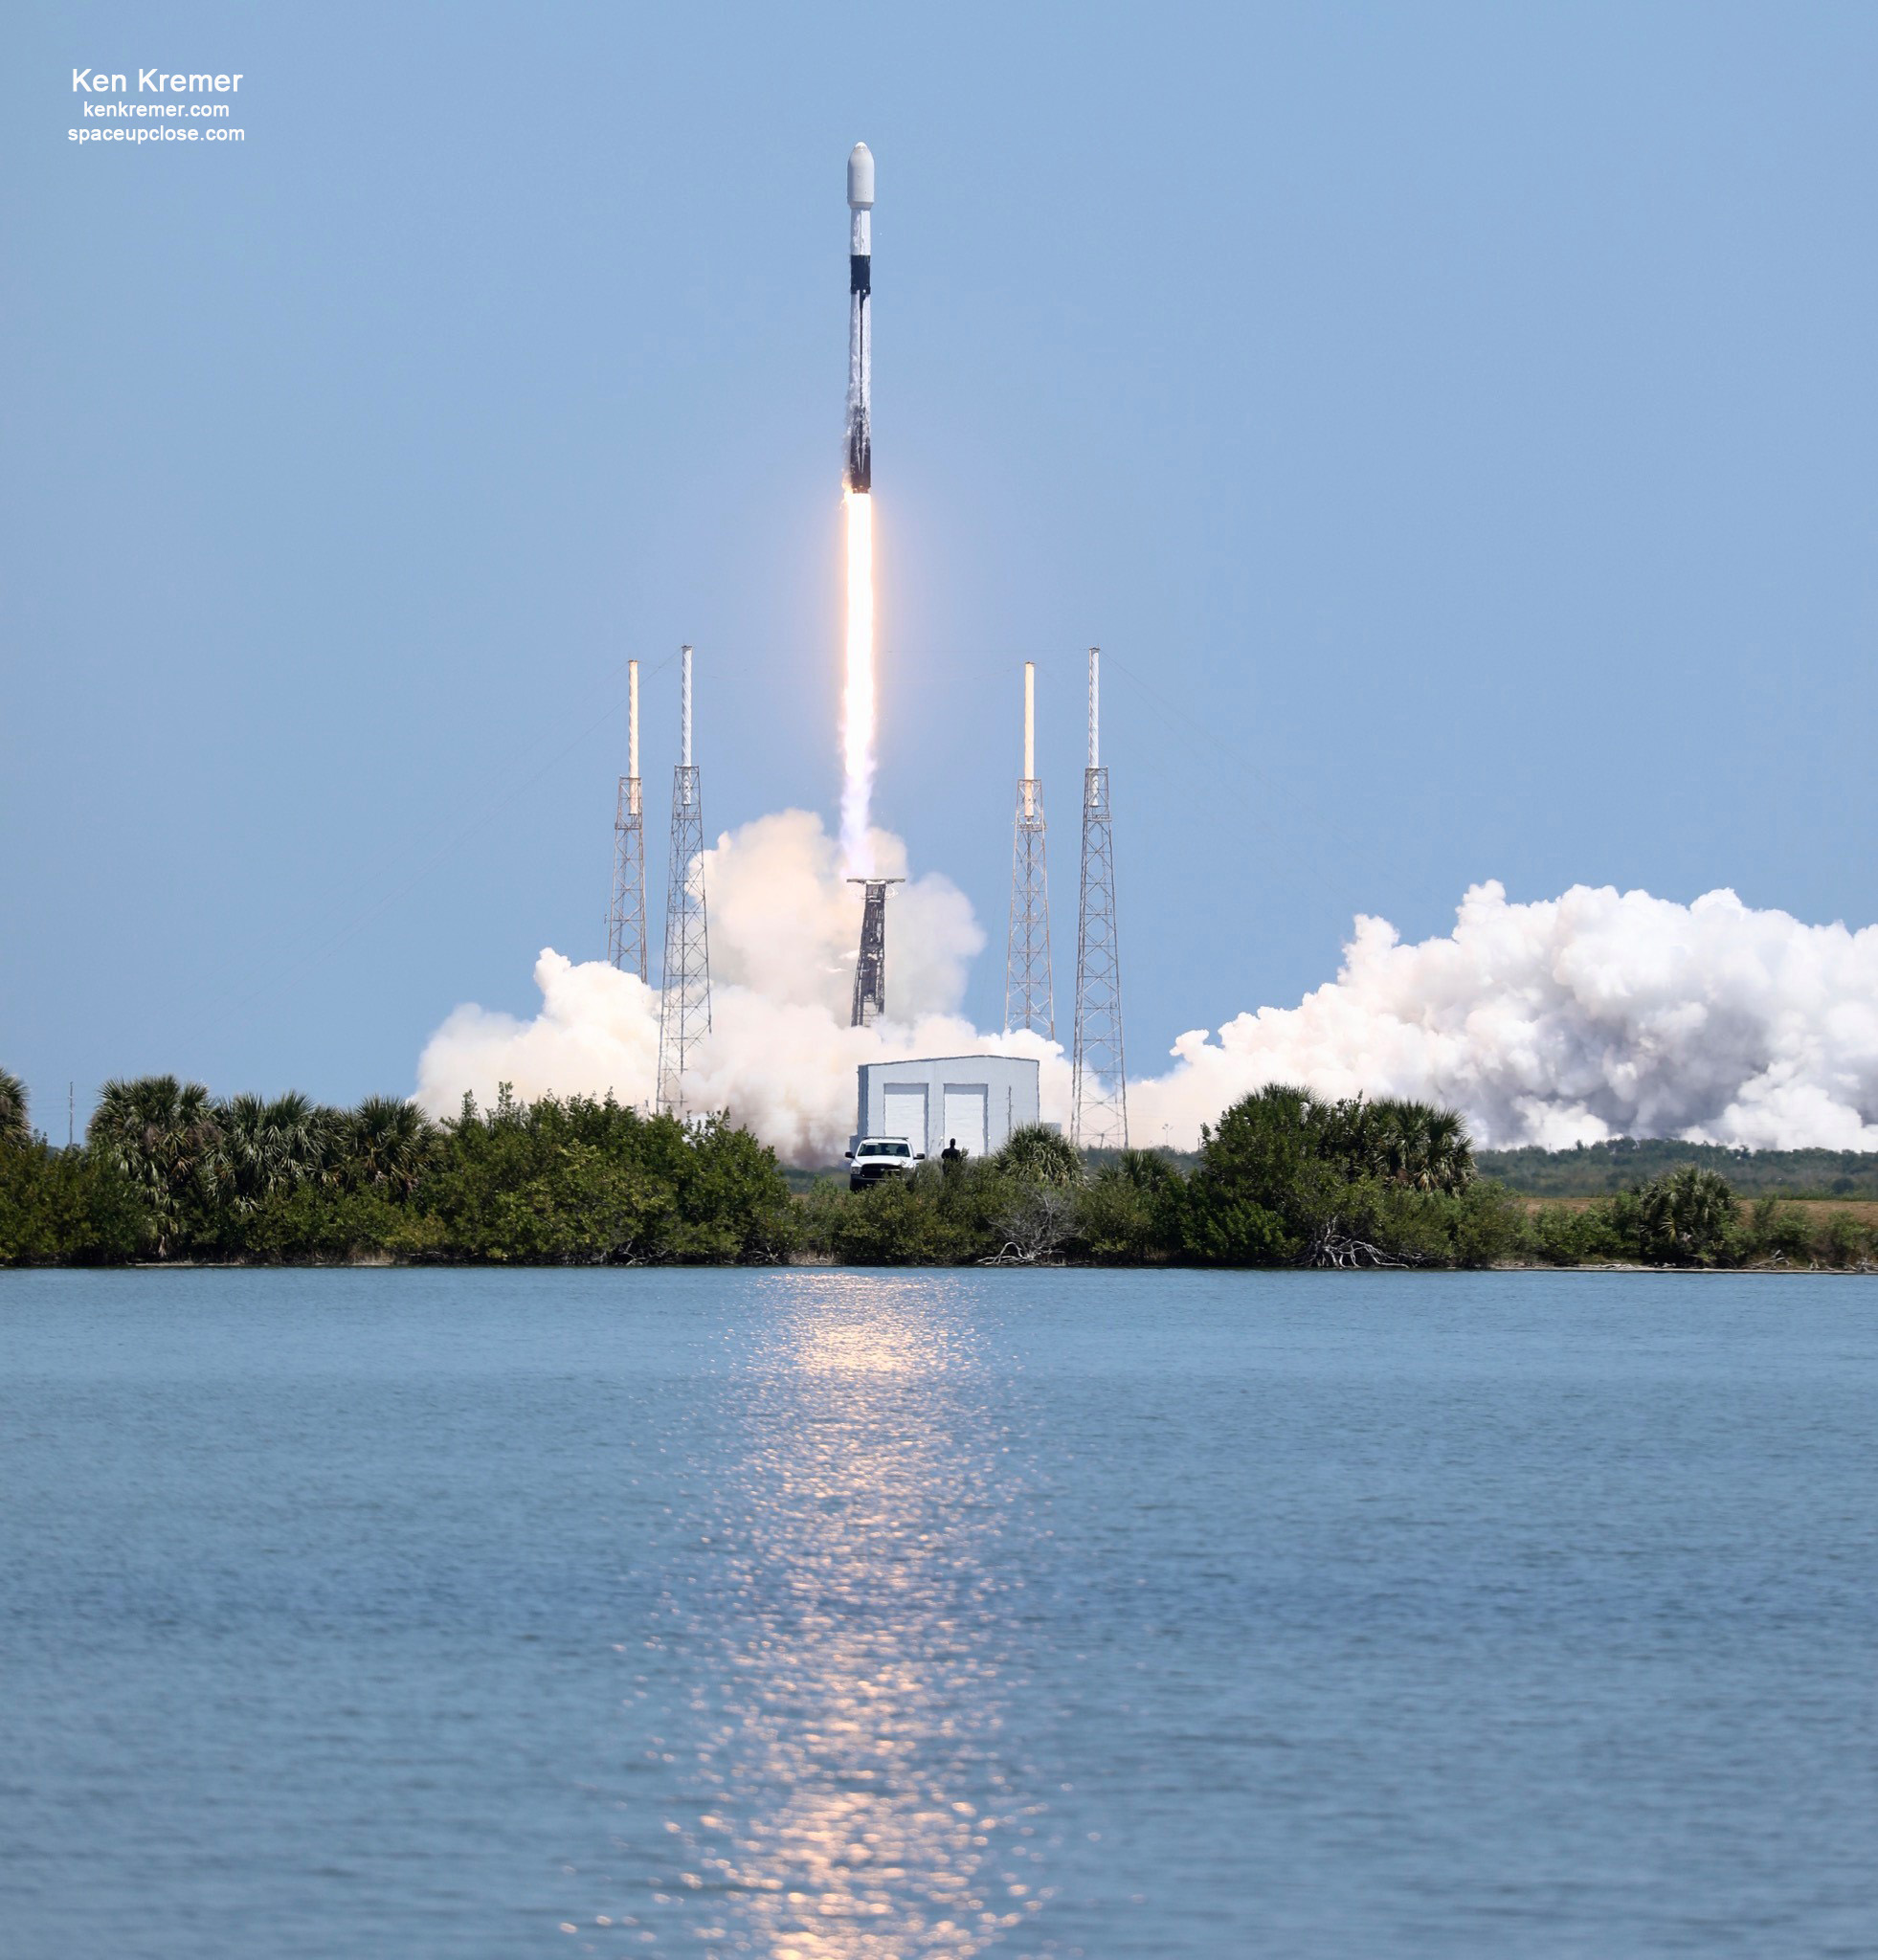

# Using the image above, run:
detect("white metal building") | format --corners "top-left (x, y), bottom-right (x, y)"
top-left (853, 1054), bottom-right (1040, 1161)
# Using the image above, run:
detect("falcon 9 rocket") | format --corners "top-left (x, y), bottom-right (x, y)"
top-left (844, 142), bottom-right (873, 493)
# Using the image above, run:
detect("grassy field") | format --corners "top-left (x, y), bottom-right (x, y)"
top-left (1523, 1194), bottom-right (1878, 1224)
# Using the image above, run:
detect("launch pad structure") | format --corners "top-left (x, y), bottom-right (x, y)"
top-left (848, 877), bottom-right (903, 1027)
top-left (605, 658), bottom-right (648, 982)
top-left (1004, 660), bottom-right (1054, 1038)
top-left (657, 645), bottom-right (712, 1116)
top-left (1072, 647), bottom-right (1128, 1148)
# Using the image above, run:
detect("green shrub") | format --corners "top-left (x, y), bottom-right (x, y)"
top-left (1181, 1086), bottom-right (1331, 1264)
top-left (1581, 1168), bottom-right (1747, 1266)
top-left (417, 1092), bottom-right (793, 1264)
top-left (1077, 1150), bottom-right (1181, 1263)
top-left (1635, 1166), bottom-right (1742, 1266)
top-left (239, 1185), bottom-right (407, 1263)
top-left (1744, 1197), bottom-right (1814, 1266)
top-left (1177, 1085), bottom-right (1499, 1267)
top-left (994, 1125), bottom-right (1082, 1187)
top-left (1524, 1201), bottom-right (1624, 1265)
top-left (799, 1175), bottom-right (951, 1264)
top-left (0, 1142), bottom-right (148, 1265)
top-left (794, 1148), bottom-right (1100, 1265)
top-left (1174, 1186), bottom-right (1292, 1266)
top-left (1418, 1181), bottom-right (1529, 1267)
top-left (1818, 1210), bottom-right (1871, 1269)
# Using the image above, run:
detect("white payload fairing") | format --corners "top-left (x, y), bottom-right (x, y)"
top-left (844, 142), bottom-right (873, 494)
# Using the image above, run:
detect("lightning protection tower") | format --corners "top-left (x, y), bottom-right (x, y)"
top-left (657, 646), bottom-right (711, 1115)
top-left (1004, 660), bottom-right (1054, 1037)
top-left (1072, 646), bottom-right (1128, 1148)
top-left (848, 877), bottom-right (904, 1027)
top-left (605, 658), bottom-right (648, 981)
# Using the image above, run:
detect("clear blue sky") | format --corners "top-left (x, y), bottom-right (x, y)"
top-left (4, 2), bottom-right (1875, 1125)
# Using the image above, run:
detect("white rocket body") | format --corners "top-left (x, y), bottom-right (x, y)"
top-left (844, 143), bottom-right (873, 494)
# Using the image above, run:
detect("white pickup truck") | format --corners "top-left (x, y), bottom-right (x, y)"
top-left (843, 1135), bottom-right (924, 1192)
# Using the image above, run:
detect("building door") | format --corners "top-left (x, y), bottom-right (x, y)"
top-left (882, 1082), bottom-right (928, 1155)
top-left (942, 1084), bottom-right (989, 1159)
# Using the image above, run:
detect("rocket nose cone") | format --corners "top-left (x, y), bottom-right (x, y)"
top-left (847, 142), bottom-right (875, 211)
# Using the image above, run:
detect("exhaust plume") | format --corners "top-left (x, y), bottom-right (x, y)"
top-left (839, 145), bottom-right (877, 874)
top-left (418, 859), bottom-right (1878, 1163)
top-left (1131, 880), bottom-right (1878, 1152)
top-left (840, 491), bottom-right (875, 873)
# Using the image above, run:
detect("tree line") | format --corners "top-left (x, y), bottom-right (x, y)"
top-left (0, 1066), bottom-right (1871, 1269)
top-left (1477, 1137), bottom-right (1878, 1199)
top-left (0, 1073), bottom-right (790, 1266)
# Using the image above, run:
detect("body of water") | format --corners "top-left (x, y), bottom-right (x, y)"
top-left (1, 1269), bottom-right (1873, 1957)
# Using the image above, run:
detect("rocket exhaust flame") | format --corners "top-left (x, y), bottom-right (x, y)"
top-left (839, 143), bottom-right (876, 874)
top-left (841, 489), bottom-right (875, 871)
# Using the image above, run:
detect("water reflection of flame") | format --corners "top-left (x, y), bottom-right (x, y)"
top-left (636, 1274), bottom-right (1050, 1956)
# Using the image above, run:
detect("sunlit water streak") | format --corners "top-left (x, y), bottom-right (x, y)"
top-left (840, 491), bottom-right (875, 873)
top-left (615, 1275), bottom-right (1049, 1956)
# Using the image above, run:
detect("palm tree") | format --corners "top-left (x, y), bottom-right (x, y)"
top-left (1387, 1102), bottom-right (1436, 1188)
top-left (1100, 1146), bottom-right (1179, 1193)
top-left (1317, 1093), bottom-right (1436, 1187)
top-left (89, 1076), bottom-right (221, 1257)
top-left (213, 1094), bottom-right (271, 1208)
top-left (1363, 1100), bottom-right (1474, 1193)
top-left (344, 1096), bottom-right (438, 1198)
top-left (1385, 1102), bottom-right (1438, 1190)
top-left (213, 1091), bottom-right (345, 1209)
top-left (1639, 1165), bottom-right (1738, 1264)
top-left (1421, 1108), bottom-right (1474, 1193)
top-left (0, 1067), bottom-right (29, 1150)
top-left (995, 1124), bottom-right (1084, 1187)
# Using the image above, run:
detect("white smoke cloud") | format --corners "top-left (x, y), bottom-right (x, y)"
top-left (416, 955), bottom-right (664, 1125)
top-left (704, 810), bottom-right (979, 1020)
top-left (416, 835), bottom-right (1878, 1161)
top-left (415, 810), bottom-right (1066, 1162)
top-left (1131, 880), bottom-right (1878, 1152)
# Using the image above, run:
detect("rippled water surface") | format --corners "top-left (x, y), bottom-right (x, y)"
top-left (2, 1269), bottom-right (1874, 1957)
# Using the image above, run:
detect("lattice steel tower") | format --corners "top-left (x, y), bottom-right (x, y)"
top-left (605, 658), bottom-right (648, 981)
top-left (848, 877), bottom-right (904, 1027)
top-left (656, 645), bottom-right (711, 1115)
top-left (1072, 646), bottom-right (1128, 1147)
top-left (1004, 660), bottom-right (1054, 1037)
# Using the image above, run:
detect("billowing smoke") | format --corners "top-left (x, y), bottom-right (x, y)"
top-left (1132, 880), bottom-right (1878, 1152)
top-left (416, 811), bottom-right (1066, 1163)
top-left (417, 850), bottom-right (1878, 1162)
